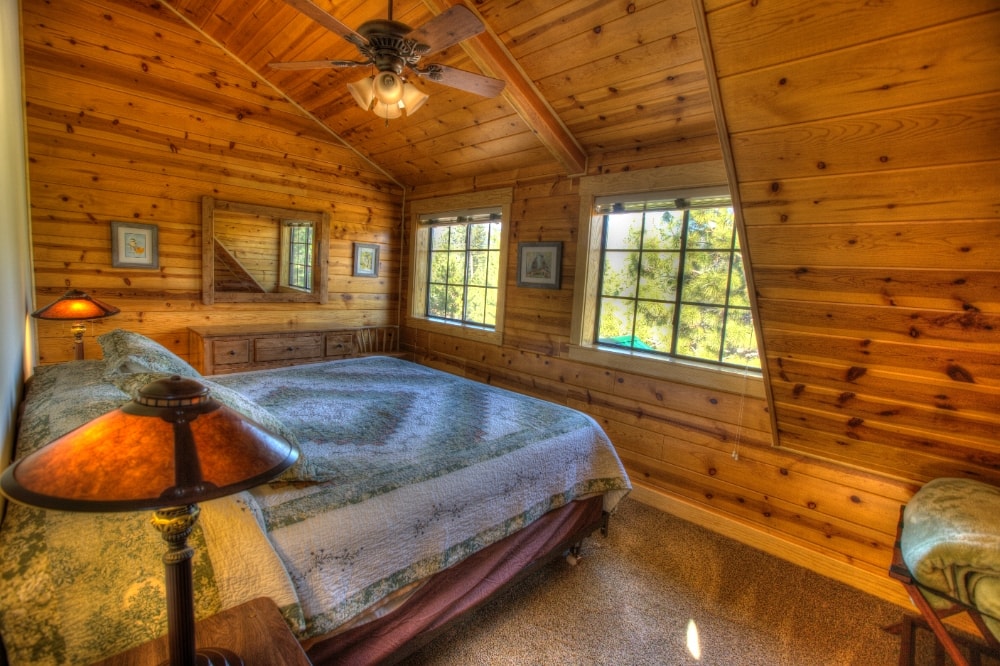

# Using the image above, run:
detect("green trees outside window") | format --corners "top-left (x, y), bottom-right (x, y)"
top-left (596, 201), bottom-right (759, 369)
top-left (426, 221), bottom-right (501, 328)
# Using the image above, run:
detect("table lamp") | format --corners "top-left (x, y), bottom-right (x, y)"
top-left (0, 375), bottom-right (299, 666)
top-left (31, 289), bottom-right (121, 360)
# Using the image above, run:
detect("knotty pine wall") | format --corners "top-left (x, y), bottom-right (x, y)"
top-left (23, 0), bottom-right (402, 364)
top-left (701, 0), bottom-right (1000, 484)
top-left (400, 2), bottom-right (999, 612)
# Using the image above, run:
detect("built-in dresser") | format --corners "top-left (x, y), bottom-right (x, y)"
top-left (188, 324), bottom-right (399, 375)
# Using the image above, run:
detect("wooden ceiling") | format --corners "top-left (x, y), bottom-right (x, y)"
top-left (162, 0), bottom-right (714, 187)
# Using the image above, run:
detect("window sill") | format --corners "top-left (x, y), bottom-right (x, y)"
top-left (406, 316), bottom-right (504, 346)
top-left (566, 343), bottom-right (764, 396)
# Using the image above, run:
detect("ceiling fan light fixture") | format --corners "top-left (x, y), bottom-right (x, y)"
top-left (372, 100), bottom-right (403, 120)
top-left (401, 82), bottom-right (428, 115)
top-left (373, 70), bottom-right (404, 105)
top-left (347, 75), bottom-right (375, 110)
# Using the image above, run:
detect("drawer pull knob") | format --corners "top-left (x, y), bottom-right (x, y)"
top-left (229, 350), bottom-right (235, 356)
top-left (287, 346), bottom-right (294, 351)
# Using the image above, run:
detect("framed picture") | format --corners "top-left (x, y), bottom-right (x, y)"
top-left (111, 221), bottom-right (159, 269)
top-left (353, 242), bottom-right (380, 277)
top-left (517, 241), bottom-right (562, 289)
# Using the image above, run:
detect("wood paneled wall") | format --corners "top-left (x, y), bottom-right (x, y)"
top-left (23, 0), bottom-right (402, 363)
top-left (701, 0), bottom-right (1000, 486)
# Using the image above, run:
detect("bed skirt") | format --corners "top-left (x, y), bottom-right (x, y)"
top-left (304, 495), bottom-right (606, 665)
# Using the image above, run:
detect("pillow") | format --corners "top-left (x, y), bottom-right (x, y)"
top-left (107, 371), bottom-right (310, 483)
top-left (16, 360), bottom-right (131, 458)
top-left (98, 329), bottom-right (200, 380)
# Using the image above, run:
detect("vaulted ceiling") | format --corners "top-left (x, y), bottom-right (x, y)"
top-left (162, 0), bottom-right (715, 187)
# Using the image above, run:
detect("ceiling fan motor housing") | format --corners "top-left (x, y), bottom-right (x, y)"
top-left (357, 19), bottom-right (429, 74)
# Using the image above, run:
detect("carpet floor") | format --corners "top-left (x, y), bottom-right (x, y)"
top-left (402, 497), bottom-right (996, 666)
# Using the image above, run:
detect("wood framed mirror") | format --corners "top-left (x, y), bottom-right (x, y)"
top-left (202, 196), bottom-right (330, 305)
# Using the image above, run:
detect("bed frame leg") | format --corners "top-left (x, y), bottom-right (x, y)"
top-left (600, 511), bottom-right (610, 537)
top-left (566, 544), bottom-right (582, 566)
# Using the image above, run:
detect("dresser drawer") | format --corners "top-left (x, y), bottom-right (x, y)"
top-left (325, 333), bottom-right (354, 357)
top-left (255, 334), bottom-right (323, 363)
top-left (212, 339), bottom-right (250, 366)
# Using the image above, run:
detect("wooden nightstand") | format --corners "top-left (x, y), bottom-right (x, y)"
top-left (90, 597), bottom-right (311, 666)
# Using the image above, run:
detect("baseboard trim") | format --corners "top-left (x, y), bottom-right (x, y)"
top-left (628, 484), bottom-right (912, 603)
top-left (627, 482), bottom-right (983, 635)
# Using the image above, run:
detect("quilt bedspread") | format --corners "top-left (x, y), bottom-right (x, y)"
top-left (0, 353), bottom-right (630, 664)
top-left (212, 356), bottom-right (631, 639)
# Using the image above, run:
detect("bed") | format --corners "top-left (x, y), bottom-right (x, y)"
top-left (0, 330), bottom-right (631, 665)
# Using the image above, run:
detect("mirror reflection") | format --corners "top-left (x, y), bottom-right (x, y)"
top-left (202, 196), bottom-right (329, 304)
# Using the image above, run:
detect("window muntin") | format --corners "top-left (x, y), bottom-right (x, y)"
top-left (594, 194), bottom-right (759, 369)
top-left (426, 219), bottom-right (502, 328)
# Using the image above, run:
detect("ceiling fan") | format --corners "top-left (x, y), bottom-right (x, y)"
top-left (268, 0), bottom-right (505, 121)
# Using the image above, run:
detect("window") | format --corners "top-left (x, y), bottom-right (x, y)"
top-left (283, 221), bottom-right (314, 291)
top-left (409, 189), bottom-right (512, 345)
top-left (594, 190), bottom-right (758, 369)
top-left (425, 214), bottom-right (502, 327)
top-left (570, 169), bottom-right (761, 387)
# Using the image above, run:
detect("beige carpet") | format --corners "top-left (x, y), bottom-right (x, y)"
top-left (402, 497), bottom-right (995, 666)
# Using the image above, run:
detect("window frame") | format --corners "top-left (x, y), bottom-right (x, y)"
top-left (569, 166), bottom-right (764, 394)
top-left (408, 188), bottom-right (512, 346)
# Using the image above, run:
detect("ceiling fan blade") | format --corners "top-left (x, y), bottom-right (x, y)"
top-left (414, 64), bottom-right (505, 98)
top-left (407, 5), bottom-right (485, 56)
top-left (284, 0), bottom-right (367, 48)
top-left (268, 59), bottom-right (370, 70)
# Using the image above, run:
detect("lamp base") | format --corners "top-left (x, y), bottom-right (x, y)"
top-left (157, 647), bottom-right (243, 666)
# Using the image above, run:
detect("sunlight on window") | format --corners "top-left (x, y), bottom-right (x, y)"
top-left (687, 618), bottom-right (702, 660)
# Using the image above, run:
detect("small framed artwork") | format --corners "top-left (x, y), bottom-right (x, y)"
top-left (111, 221), bottom-right (159, 269)
top-left (353, 242), bottom-right (380, 277)
top-left (517, 241), bottom-right (562, 289)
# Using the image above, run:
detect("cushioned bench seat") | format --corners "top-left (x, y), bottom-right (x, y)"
top-left (891, 478), bottom-right (1000, 664)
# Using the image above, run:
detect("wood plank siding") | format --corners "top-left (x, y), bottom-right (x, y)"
top-left (24, 0), bottom-right (402, 362)
top-left (17, 0), bottom-right (999, 622)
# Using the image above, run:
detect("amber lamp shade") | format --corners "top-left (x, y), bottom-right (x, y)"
top-left (0, 376), bottom-right (299, 666)
top-left (31, 289), bottom-right (120, 360)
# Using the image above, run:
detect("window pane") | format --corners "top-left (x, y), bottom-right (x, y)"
top-left (601, 251), bottom-right (639, 298)
top-left (488, 222), bottom-right (501, 250)
top-left (431, 227), bottom-right (451, 250)
top-left (486, 249), bottom-right (500, 288)
top-left (637, 251), bottom-right (679, 301)
top-left (723, 308), bottom-right (759, 368)
top-left (484, 289), bottom-right (498, 326)
top-left (605, 213), bottom-right (644, 250)
top-left (597, 297), bottom-right (636, 342)
top-left (447, 253), bottom-right (466, 285)
top-left (682, 251), bottom-right (731, 305)
top-left (466, 286), bottom-right (487, 324)
top-left (429, 250), bottom-right (449, 284)
top-left (729, 255), bottom-right (750, 307)
top-left (642, 210), bottom-right (684, 250)
top-left (468, 223), bottom-right (489, 249)
top-left (446, 286), bottom-right (464, 319)
top-left (634, 301), bottom-right (675, 352)
top-left (677, 304), bottom-right (723, 361)
top-left (428, 284), bottom-right (448, 318)
top-left (467, 250), bottom-right (490, 287)
top-left (687, 207), bottom-right (734, 249)
top-left (449, 229), bottom-right (467, 251)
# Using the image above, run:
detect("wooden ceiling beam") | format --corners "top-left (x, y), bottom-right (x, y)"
top-left (422, 0), bottom-right (588, 177)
